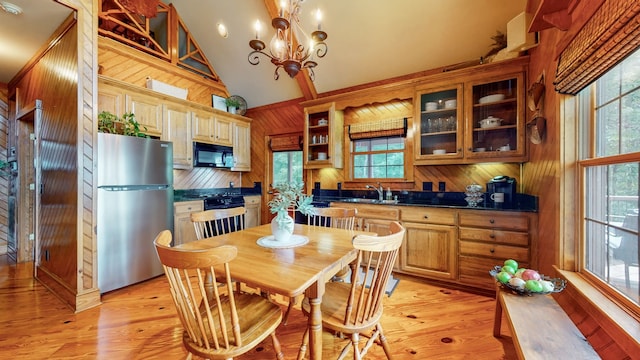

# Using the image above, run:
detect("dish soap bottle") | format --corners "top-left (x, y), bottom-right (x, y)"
top-left (386, 187), bottom-right (392, 200)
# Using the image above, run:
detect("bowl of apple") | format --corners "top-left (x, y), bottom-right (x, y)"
top-left (490, 259), bottom-right (566, 296)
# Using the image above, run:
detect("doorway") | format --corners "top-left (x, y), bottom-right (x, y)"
top-left (7, 101), bottom-right (40, 264)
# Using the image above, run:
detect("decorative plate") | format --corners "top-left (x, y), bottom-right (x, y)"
top-left (257, 234), bottom-right (309, 249)
top-left (228, 95), bottom-right (247, 115)
top-left (489, 266), bottom-right (566, 296)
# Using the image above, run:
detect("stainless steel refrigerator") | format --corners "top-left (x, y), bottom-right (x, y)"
top-left (97, 133), bottom-right (174, 293)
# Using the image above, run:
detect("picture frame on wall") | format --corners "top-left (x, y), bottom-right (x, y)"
top-left (212, 95), bottom-right (227, 111)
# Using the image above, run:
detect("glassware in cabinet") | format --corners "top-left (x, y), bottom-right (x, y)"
top-left (415, 85), bottom-right (463, 161)
top-left (304, 102), bottom-right (344, 169)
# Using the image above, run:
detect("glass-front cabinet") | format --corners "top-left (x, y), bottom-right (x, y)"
top-left (414, 67), bottom-right (526, 164)
top-left (303, 102), bottom-right (344, 169)
top-left (414, 84), bottom-right (463, 161)
top-left (465, 73), bottom-right (526, 161)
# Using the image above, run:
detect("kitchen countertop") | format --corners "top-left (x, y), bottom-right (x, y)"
top-left (311, 189), bottom-right (538, 212)
top-left (174, 183), bottom-right (262, 202)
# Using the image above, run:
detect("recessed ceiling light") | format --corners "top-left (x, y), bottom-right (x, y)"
top-left (0, 1), bottom-right (23, 15)
top-left (217, 23), bottom-right (228, 38)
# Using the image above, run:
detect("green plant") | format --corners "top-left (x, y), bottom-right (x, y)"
top-left (268, 181), bottom-right (314, 228)
top-left (0, 160), bottom-right (11, 177)
top-left (98, 111), bottom-right (148, 138)
top-left (225, 97), bottom-right (241, 108)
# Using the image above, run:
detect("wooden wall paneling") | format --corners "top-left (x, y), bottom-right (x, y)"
top-left (0, 85), bottom-right (8, 254)
top-left (98, 37), bottom-right (229, 107)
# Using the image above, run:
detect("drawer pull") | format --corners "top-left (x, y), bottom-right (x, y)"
top-left (489, 219), bottom-right (495, 224)
top-left (489, 233), bottom-right (495, 238)
top-left (423, 215), bottom-right (429, 219)
top-left (490, 248), bottom-right (495, 253)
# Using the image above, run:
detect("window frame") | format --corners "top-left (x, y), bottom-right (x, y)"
top-left (576, 63), bottom-right (640, 315)
top-left (350, 136), bottom-right (406, 180)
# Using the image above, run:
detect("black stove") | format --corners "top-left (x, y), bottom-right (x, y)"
top-left (203, 194), bottom-right (245, 210)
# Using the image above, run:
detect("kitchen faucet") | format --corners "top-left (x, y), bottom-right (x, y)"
top-left (366, 182), bottom-right (384, 201)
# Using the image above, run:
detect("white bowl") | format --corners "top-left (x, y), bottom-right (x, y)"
top-left (474, 147), bottom-right (486, 152)
top-left (433, 149), bottom-right (446, 155)
top-left (478, 94), bottom-right (505, 104)
top-left (425, 102), bottom-right (438, 111)
top-left (317, 119), bottom-right (328, 126)
top-left (317, 152), bottom-right (327, 160)
top-left (479, 116), bottom-right (503, 128)
top-left (444, 99), bottom-right (457, 109)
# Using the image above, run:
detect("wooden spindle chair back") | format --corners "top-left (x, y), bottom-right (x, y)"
top-left (307, 207), bottom-right (357, 230)
top-left (154, 230), bottom-right (284, 360)
top-left (191, 206), bottom-right (246, 239)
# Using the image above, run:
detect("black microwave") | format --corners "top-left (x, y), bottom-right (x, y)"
top-left (193, 142), bottom-right (234, 168)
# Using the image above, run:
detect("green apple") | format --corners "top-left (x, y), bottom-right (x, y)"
top-left (503, 259), bottom-right (519, 270)
top-left (525, 280), bottom-right (543, 292)
top-left (496, 271), bottom-right (512, 283)
top-left (502, 264), bottom-right (517, 275)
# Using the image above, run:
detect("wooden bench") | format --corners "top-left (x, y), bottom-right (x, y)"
top-left (493, 286), bottom-right (601, 359)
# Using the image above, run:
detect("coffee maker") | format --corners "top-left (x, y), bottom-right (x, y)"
top-left (486, 175), bottom-right (517, 208)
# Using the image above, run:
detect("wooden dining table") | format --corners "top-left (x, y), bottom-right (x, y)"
top-left (176, 223), bottom-right (373, 360)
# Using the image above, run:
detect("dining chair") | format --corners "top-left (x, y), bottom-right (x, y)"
top-left (191, 206), bottom-right (246, 239)
top-left (297, 221), bottom-right (405, 360)
top-left (281, 207), bottom-right (359, 325)
top-left (154, 230), bottom-right (284, 360)
top-left (191, 207), bottom-right (247, 294)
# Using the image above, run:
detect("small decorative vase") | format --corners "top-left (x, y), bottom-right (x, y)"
top-left (271, 212), bottom-right (294, 242)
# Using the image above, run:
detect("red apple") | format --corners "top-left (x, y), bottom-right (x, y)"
top-left (521, 269), bottom-right (541, 281)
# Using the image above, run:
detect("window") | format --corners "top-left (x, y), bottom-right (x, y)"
top-left (579, 48), bottom-right (640, 308)
top-left (272, 151), bottom-right (303, 185)
top-left (352, 137), bottom-right (404, 179)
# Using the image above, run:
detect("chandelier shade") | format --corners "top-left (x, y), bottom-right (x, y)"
top-left (248, 0), bottom-right (328, 81)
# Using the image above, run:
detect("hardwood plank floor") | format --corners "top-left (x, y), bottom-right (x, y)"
top-left (0, 255), bottom-right (516, 359)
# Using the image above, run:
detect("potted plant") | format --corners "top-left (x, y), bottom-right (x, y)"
top-left (268, 181), bottom-right (314, 242)
top-left (98, 111), bottom-right (148, 138)
top-left (225, 97), bottom-right (241, 114)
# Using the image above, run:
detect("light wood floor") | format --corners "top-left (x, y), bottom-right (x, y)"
top-left (0, 255), bottom-right (516, 359)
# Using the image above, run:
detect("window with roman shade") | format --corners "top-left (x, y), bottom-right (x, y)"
top-left (348, 118), bottom-right (407, 140)
top-left (554, 0), bottom-right (640, 94)
top-left (269, 133), bottom-right (302, 152)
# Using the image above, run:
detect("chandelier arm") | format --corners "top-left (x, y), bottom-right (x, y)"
top-left (248, 50), bottom-right (275, 66)
top-left (313, 42), bottom-right (328, 59)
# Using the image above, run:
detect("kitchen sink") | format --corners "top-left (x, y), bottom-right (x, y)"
top-left (337, 198), bottom-right (399, 205)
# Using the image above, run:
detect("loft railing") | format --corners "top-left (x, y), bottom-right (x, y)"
top-left (98, 0), bottom-right (220, 82)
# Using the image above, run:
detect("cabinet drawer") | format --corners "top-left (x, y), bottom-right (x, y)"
top-left (333, 203), bottom-right (400, 221)
top-left (244, 195), bottom-right (260, 205)
top-left (459, 212), bottom-right (529, 231)
top-left (174, 200), bottom-right (204, 214)
top-left (459, 227), bottom-right (529, 246)
top-left (459, 240), bottom-right (529, 261)
top-left (458, 256), bottom-right (530, 290)
top-left (400, 207), bottom-right (456, 225)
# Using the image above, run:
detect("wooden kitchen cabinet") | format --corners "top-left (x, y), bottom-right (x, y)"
top-left (457, 210), bottom-right (537, 290)
top-left (213, 116), bottom-right (233, 146)
top-left (413, 58), bottom-right (527, 164)
top-left (303, 102), bottom-right (344, 169)
top-left (232, 120), bottom-right (251, 171)
top-left (125, 91), bottom-right (164, 137)
top-left (162, 103), bottom-right (192, 169)
top-left (243, 195), bottom-right (261, 228)
top-left (97, 83), bottom-right (125, 116)
top-left (173, 200), bottom-right (204, 246)
top-left (192, 111), bottom-right (234, 147)
top-left (400, 207), bottom-right (458, 280)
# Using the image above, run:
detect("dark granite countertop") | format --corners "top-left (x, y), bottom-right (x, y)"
top-left (174, 182), bottom-right (262, 202)
top-left (311, 189), bottom-right (538, 212)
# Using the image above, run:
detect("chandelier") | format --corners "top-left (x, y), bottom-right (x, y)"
top-left (248, 0), bottom-right (328, 81)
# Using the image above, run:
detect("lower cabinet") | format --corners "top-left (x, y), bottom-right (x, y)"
top-left (457, 210), bottom-right (537, 290)
top-left (330, 202), bottom-right (537, 293)
top-left (173, 200), bottom-right (204, 246)
top-left (244, 195), bottom-right (261, 228)
top-left (400, 207), bottom-right (457, 280)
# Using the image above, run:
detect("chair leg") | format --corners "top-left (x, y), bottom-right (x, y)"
top-left (351, 332), bottom-right (362, 360)
top-left (271, 332), bottom-right (284, 360)
top-left (377, 324), bottom-right (393, 359)
top-left (297, 327), bottom-right (309, 360)
top-left (283, 296), bottom-right (296, 325)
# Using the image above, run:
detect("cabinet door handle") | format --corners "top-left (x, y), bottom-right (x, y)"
top-left (423, 215), bottom-right (429, 219)
top-left (489, 233), bottom-right (495, 238)
top-left (489, 248), bottom-right (495, 253)
top-left (489, 219), bottom-right (495, 224)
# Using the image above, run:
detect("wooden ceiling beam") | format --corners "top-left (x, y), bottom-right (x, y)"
top-left (262, 0), bottom-right (317, 101)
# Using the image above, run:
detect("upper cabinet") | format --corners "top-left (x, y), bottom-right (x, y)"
top-left (232, 121), bottom-right (251, 172)
top-left (192, 110), bottom-right (234, 147)
top-left (162, 102), bottom-right (192, 169)
top-left (303, 102), bottom-right (344, 169)
top-left (414, 63), bottom-right (526, 165)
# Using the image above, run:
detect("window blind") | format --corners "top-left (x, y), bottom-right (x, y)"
top-left (554, 0), bottom-right (640, 94)
top-left (348, 118), bottom-right (407, 140)
top-left (270, 133), bottom-right (302, 151)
